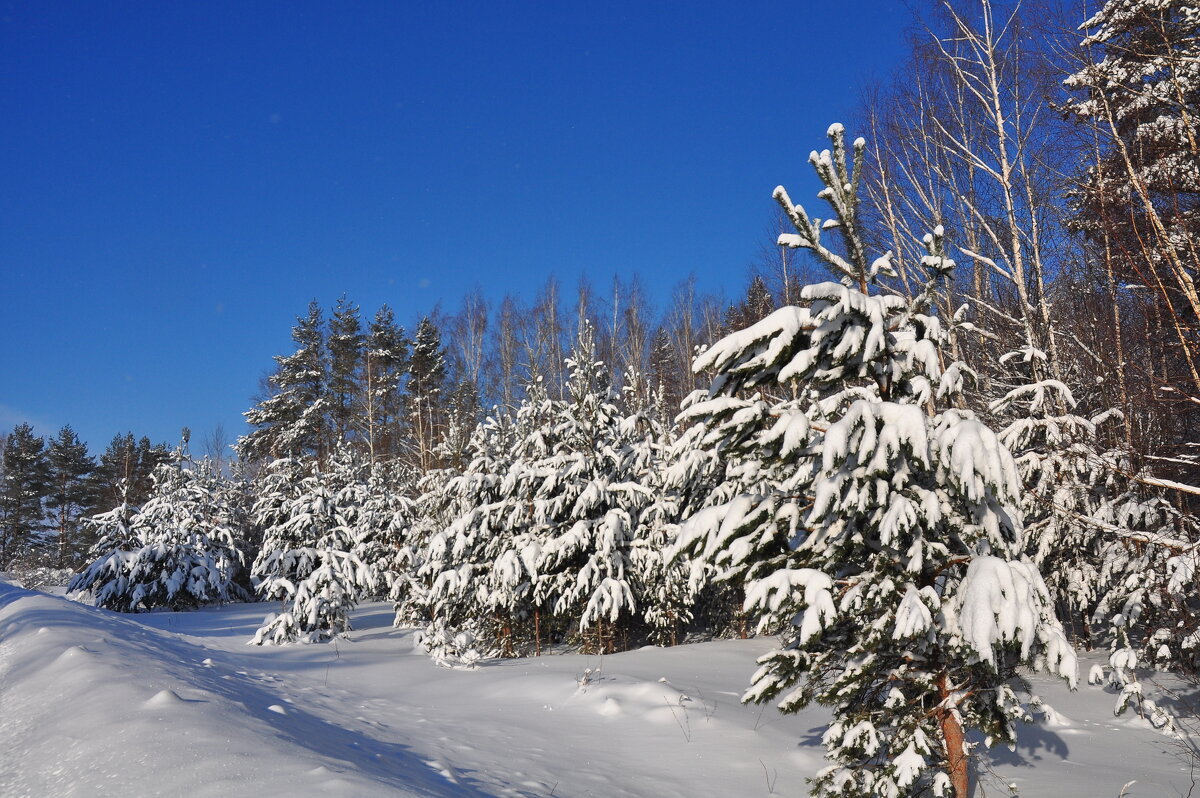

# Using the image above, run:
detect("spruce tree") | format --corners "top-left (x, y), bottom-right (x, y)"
top-left (88, 433), bottom-right (165, 514)
top-left (674, 126), bottom-right (1076, 797)
top-left (988, 348), bottom-right (1116, 645)
top-left (413, 377), bottom-right (556, 662)
top-left (66, 482), bottom-right (140, 611)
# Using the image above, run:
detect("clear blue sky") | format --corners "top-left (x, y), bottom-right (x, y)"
top-left (1, 0), bottom-right (911, 453)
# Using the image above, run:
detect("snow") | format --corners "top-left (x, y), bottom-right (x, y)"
top-left (953, 555), bottom-right (1077, 685)
top-left (1, 580), bottom-right (1195, 797)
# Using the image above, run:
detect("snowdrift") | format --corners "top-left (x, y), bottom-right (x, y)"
top-left (0, 582), bottom-right (1192, 796)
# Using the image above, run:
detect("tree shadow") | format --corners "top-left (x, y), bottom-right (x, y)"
top-left (973, 719), bottom-right (1070, 769)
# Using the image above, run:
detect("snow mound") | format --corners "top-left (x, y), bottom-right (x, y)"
top-left (144, 688), bottom-right (189, 708)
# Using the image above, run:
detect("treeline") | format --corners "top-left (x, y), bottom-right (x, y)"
top-left (235, 279), bottom-right (774, 472)
top-left (0, 427), bottom-right (170, 571)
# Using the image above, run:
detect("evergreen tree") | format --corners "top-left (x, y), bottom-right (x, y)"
top-left (361, 305), bottom-right (409, 462)
top-left (66, 482), bottom-right (140, 611)
top-left (240, 301), bottom-right (331, 462)
top-left (354, 461), bottom-right (412, 600)
top-left (0, 423), bottom-right (50, 566)
top-left (88, 433), bottom-right (168, 514)
top-left (1067, 0), bottom-right (1199, 226)
top-left (413, 379), bottom-right (555, 662)
top-left (45, 425), bottom-right (96, 567)
top-left (988, 347), bottom-right (1118, 645)
top-left (623, 387), bottom-right (692, 646)
top-left (441, 378), bottom-right (482, 470)
top-left (674, 126), bottom-right (1075, 797)
top-left (328, 295), bottom-right (365, 445)
top-left (68, 456), bottom-right (247, 611)
top-left (531, 322), bottom-right (647, 653)
top-left (250, 451), bottom-right (374, 644)
top-left (1065, 0), bottom-right (1200, 449)
top-left (406, 316), bottom-right (448, 472)
top-left (723, 274), bottom-right (776, 335)
top-left (416, 412), bottom-right (524, 664)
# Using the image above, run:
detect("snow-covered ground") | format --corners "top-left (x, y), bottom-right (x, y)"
top-left (0, 580), bottom-right (1194, 797)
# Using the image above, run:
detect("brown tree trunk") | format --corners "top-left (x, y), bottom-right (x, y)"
top-left (938, 672), bottom-right (969, 798)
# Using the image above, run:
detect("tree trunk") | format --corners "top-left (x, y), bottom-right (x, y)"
top-left (938, 671), bottom-right (969, 798)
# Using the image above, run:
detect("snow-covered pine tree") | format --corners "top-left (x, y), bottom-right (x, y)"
top-left (250, 452), bottom-right (374, 644)
top-left (1066, 0), bottom-right (1199, 228)
top-left (676, 125), bottom-right (1076, 798)
top-left (66, 480), bottom-right (141, 611)
top-left (1093, 479), bottom-right (1200, 676)
top-left (415, 412), bottom-right (520, 664)
top-left (623, 383), bottom-right (693, 646)
top-left (988, 346), bottom-right (1114, 644)
top-left (67, 455), bottom-right (246, 611)
top-left (1065, 0), bottom-right (1200, 428)
top-left (664, 336), bottom-right (822, 639)
top-left (530, 322), bottom-right (648, 653)
top-left (239, 301), bottom-right (331, 463)
top-left (412, 379), bottom-right (554, 663)
top-left (355, 460), bottom-right (413, 601)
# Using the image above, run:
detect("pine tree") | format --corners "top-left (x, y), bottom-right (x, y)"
top-left (355, 461), bottom-right (412, 600)
top-left (1065, 0), bottom-right (1200, 434)
top-left (45, 425), bottom-right (96, 567)
top-left (66, 482), bottom-right (140, 611)
top-left (1067, 0), bottom-right (1199, 217)
top-left (988, 347), bottom-right (1116, 645)
top-left (250, 451), bottom-right (374, 644)
top-left (240, 301), bottom-right (331, 462)
top-left (0, 423), bottom-right (50, 566)
top-left (68, 456), bottom-right (247, 612)
top-left (413, 373), bottom-right (573, 663)
top-left (88, 433), bottom-right (169, 515)
top-left (522, 323), bottom-right (651, 653)
top-left (328, 295), bottom-right (365, 445)
top-left (406, 316), bottom-right (448, 472)
top-left (441, 378), bottom-right (482, 470)
top-left (125, 457), bottom-right (247, 610)
top-left (416, 411), bottom-right (524, 664)
top-left (674, 126), bottom-right (1075, 797)
top-left (624, 389), bottom-right (692, 646)
top-left (361, 305), bottom-right (409, 463)
top-left (723, 274), bottom-right (776, 336)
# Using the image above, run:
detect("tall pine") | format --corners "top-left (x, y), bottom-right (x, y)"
top-left (0, 423), bottom-right (50, 566)
top-left (45, 425), bottom-right (95, 567)
top-left (241, 301), bottom-right (331, 462)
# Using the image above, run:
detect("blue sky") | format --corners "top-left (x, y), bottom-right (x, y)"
top-left (1, 1), bottom-right (912, 453)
